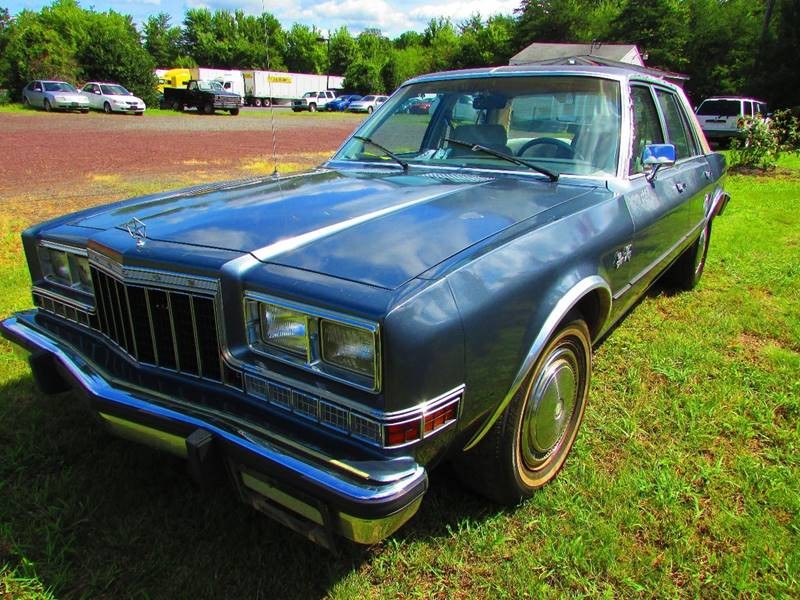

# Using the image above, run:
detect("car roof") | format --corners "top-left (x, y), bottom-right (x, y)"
top-left (700, 96), bottom-right (766, 103)
top-left (405, 64), bottom-right (673, 88)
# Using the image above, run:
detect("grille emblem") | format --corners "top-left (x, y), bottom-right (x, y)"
top-left (125, 217), bottom-right (147, 248)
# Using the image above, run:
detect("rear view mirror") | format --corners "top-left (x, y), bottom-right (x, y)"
top-left (473, 93), bottom-right (508, 110)
top-left (643, 144), bottom-right (676, 183)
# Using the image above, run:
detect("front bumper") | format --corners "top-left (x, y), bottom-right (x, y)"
top-left (1, 312), bottom-right (427, 548)
top-left (54, 100), bottom-right (89, 110)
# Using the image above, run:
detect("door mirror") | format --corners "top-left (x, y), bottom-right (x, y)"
top-left (642, 144), bottom-right (676, 183)
top-left (95, 90), bottom-right (102, 95)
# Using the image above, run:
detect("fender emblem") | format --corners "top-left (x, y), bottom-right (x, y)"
top-left (125, 217), bottom-right (147, 248)
top-left (614, 244), bottom-right (633, 269)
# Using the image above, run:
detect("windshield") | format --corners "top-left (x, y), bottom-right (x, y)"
top-left (697, 99), bottom-right (741, 117)
top-left (334, 75), bottom-right (621, 177)
top-left (44, 82), bottom-right (76, 92)
top-left (100, 84), bottom-right (130, 96)
top-left (198, 81), bottom-right (223, 91)
top-left (361, 96), bottom-right (375, 101)
top-left (302, 92), bottom-right (315, 98)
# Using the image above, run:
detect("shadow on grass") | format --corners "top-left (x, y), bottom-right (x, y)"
top-left (0, 373), bottom-right (501, 599)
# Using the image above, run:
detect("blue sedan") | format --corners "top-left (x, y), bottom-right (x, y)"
top-left (2, 65), bottom-right (729, 548)
top-left (325, 94), bottom-right (362, 111)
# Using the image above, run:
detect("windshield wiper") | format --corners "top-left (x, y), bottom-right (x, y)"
top-left (445, 137), bottom-right (559, 182)
top-left (352, 135), bottom-right (409, 172)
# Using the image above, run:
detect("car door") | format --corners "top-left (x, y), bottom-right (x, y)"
top-left (84, 84), bottom-right (99, 109)
top-left (621, 83), bottom-right (689, 295)
top-left (653, 86), bottom-right (713, 237)
top-left (29, 81), bottom-right (44, 107)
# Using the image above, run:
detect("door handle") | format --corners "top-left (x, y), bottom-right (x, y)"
top-left (675, 182), bottom-right (687, 193)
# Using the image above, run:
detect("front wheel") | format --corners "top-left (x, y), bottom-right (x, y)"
top-left (229, 108), bottom-right (239, 116)
top-left (367, 106), bottom-right (374, 113)
top-left (454, 318), bottom-right (592, 504)
top-left (103, 102), bottom-right (112, 114)
top-left (308, 103), bottom-right (317, 112)
top-left (44, 99), bottom-right (52, 112)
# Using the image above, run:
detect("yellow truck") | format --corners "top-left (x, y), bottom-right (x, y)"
top-left (157, 68), bottom-right (191, 94)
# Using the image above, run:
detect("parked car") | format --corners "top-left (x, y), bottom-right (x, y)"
top-left (160, 80), bottom-right (240, 115)
top-left (347, 95), bottom-right (389, 113)
top-left (695, 96), bottom-right (768, 145)
top-left (292, 90), bottom-right (336, 112)
top-left (80, 82), bottom-right (146, 115)
top-left (22, 80), bottom-right (89, 113)
top-left (2, 65), bottom-right (729, 549)
top-left (325, 94), bottom-right (362, 111)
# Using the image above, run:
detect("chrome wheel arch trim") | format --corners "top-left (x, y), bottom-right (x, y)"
top-left (462, 274), bottom-right (611, 451)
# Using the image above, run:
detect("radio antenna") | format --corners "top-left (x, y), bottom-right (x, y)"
top-left (261, 0), bottom-right (279, 178)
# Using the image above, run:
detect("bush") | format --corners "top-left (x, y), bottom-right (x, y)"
top-left (0, 89), bottom-right (9, 104)
top-left (729, 116), bottom-right (780, 170)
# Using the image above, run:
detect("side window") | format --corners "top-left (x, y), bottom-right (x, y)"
top-left (33, 82), bottom-right (42, 92)
top-left (189, 81), bottom-right (197, 91)
top-left (746, 101), bottom-right (754, 117)
top-left (629, 86), bottom-right (664, 175)
top-left (655, 89), bottom-right (697, 159)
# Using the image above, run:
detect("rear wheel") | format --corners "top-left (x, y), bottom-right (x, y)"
top-left (454, 318), bottom-right (592, 504)
top-left (172, 101), bottom-right (183, 112)
top-left (202, 102), bottom-right (214, 115)
top-left (253, 98), bottom-right (262, 107)
top-left (665, 221), bottom-right (711, 291)
top-left (22, 96), bottom-right (30, 108)
top-left (262, 98), bottom-right (271, 107)
top-left (44, 99), bottom-right (52, 112)
top-left (103, 102), bottom-right (112, 114)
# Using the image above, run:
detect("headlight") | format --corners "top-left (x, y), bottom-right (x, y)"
top-left (40, 246), bottom-right (93, 294)
top-left (320, 320), bottom-right (376, 378)
top-left (56, 95), bottom-right (66, 101)
top-left (244, 296), bottom-right (380, 390)
top-left (260, 303), bottom-right (309, 358)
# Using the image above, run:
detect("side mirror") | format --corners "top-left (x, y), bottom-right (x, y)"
top-left (643, 143), bottom-right (676, 183)
top-left (95, 90), bottom-right (102, 95)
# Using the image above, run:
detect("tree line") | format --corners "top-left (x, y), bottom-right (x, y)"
top-left (0, 0), bottom-right (797, 109)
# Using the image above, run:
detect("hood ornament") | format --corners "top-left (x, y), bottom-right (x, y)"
top-left (125, 217), bottom-right (147, 248)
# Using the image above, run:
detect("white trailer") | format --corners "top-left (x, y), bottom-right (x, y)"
top-left (189, 68), bottom-right (246, 101)
top-left (242, 70), bottom-right (345, 107)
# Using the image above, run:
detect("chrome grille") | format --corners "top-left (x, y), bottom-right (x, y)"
top-left (90, 267), bottom-right (222, 382)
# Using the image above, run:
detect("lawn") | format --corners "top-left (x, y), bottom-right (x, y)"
top-left (1, 157), bottom-right (798, 598)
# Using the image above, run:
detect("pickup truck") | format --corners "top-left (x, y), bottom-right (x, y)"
top-left (161, 80), bottom-right (241, 115)
top-left (291, 90), bottom-right (336, 112)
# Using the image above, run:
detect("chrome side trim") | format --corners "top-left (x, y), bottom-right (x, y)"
top-left (463, 275), bottom-right (611, 451)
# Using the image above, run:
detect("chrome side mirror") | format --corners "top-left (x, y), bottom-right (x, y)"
top-left (643, 143), bottom-right (676, 183)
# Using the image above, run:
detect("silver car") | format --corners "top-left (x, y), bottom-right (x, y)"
top-left (80, 82), bottom-right (146, 115)
top-left (347, 95), bottom-right (389, 113)
top-left (22, 80), bottom-right (90, 112)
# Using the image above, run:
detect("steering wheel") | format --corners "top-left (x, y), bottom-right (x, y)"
top-left (517, 137), bottom-right (575, 160)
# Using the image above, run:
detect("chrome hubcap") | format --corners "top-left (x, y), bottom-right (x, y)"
top-left (521, 347), bottom-right (580, 469)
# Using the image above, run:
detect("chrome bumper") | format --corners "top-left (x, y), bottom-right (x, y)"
top-left (1, 312), bottom-right (427, 547)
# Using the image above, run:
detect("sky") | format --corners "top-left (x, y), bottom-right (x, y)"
top-left (4, 0), bottom-right (520, 37)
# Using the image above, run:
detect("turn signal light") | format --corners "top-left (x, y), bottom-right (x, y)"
top-left (385, 421), bottom-right (421, 447)
top-left (423, 402), bottom-right (458, 434)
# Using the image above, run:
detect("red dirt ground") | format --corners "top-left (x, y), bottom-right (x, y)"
top-left (0, 110), bottom-right (363, 193)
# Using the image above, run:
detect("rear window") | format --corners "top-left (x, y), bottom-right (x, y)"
top-left (697, 100), bottom-right (741, 117)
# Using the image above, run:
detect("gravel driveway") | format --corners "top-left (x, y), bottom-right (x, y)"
top-left (0, 109), bottom-right (365, 194)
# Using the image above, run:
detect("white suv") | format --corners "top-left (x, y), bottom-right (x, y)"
top-left (291, 91), bottom-right (336, 112)
top-left (695, 96), bottom-right (768, 145)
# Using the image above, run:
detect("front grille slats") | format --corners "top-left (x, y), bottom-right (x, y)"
top-left (90, 266), bottom-right (222, 383)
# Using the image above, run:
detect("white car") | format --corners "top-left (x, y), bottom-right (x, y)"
top-left (347, 95), bottom-right (389, 113)
top-left (81, 82), bottom-right (146, 115)
top-left (695, 96), bottom-right (767, 145)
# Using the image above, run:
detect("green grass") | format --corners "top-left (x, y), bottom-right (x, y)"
top-left (1, 157), bottom-right (798, 598)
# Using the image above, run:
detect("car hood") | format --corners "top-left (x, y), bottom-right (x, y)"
top-left (70, 169), bottom-right (599, 289)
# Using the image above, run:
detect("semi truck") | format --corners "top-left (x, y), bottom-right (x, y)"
top-left (189, 68), bottom-right (246, 100)
top-left (242, 70), bottom-right (344, 107)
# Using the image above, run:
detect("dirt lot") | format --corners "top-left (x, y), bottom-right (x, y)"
top-left (0, 109), bottom-right (365, 222)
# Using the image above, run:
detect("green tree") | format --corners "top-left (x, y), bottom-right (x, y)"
top-left (609, 0), bottom-right (690, 71)
top-left (422, 18), bottom-right (460, 71)
top-left (143, 13), bottom-right (183, 67)
top-left (328, 26), bottom-right (357, 76)
top-left (456, 14), bottom-right (515, 68)
top-left (285, 23), bottom-right (327, 73)
top-left (344, 59), bottom-right (384, 94)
